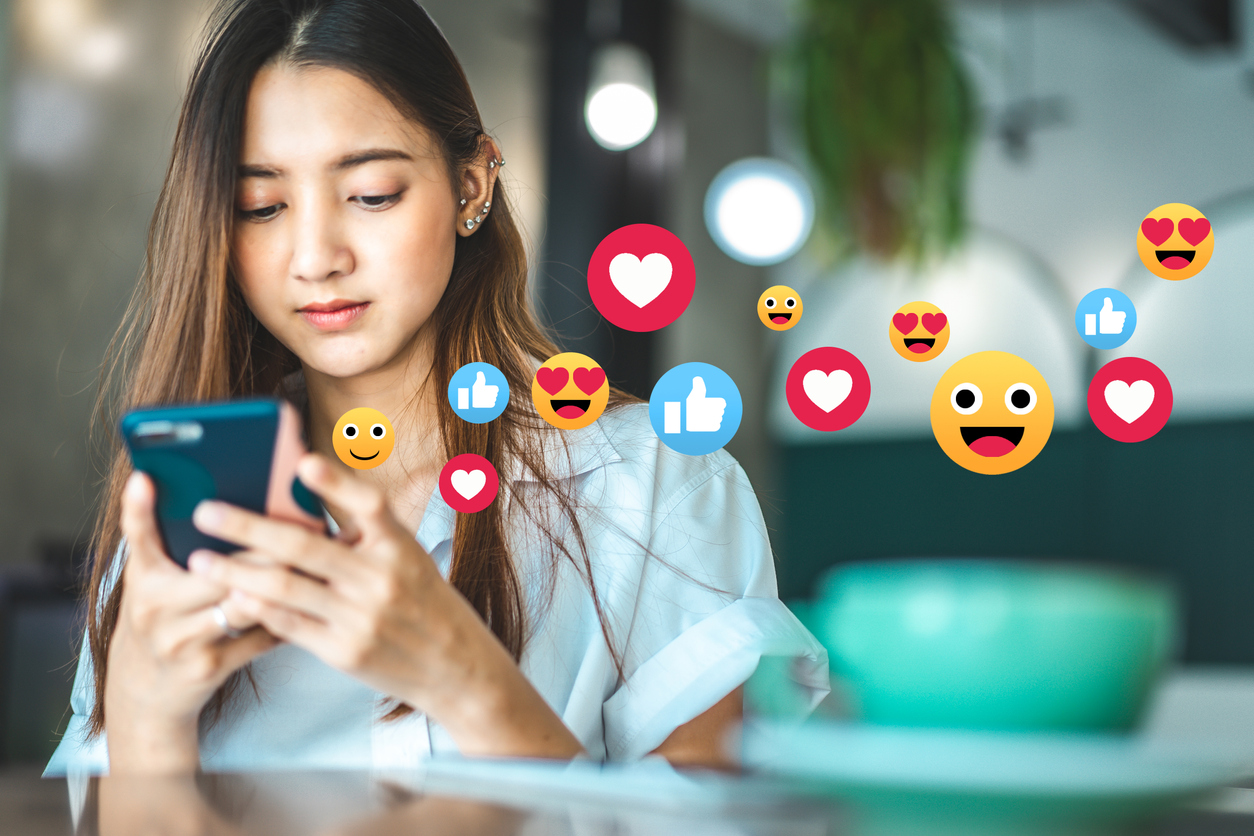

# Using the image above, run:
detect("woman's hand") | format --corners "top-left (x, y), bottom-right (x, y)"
top-left (106, 471), bottom-right (281, 774)
top-left (186, 452), bottom-right (583, 760)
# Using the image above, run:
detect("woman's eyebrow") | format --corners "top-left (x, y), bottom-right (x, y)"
top-left (238, 147), bottom-right (414, 179)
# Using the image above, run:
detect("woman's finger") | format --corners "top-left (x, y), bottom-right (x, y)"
top-left (296, 453), bottom-right (398, 541)
top-left (190, 500), bottom-right (360, 584)
top-left (229, 591), bottom-right (338, 653)
top-left (119, 471), bottom-right (181, 574)
top-left (188, 550), bottom-right (348, 624)
top-left (130, 568), bottom-right (237, 619)
top-left (215, 621), bottom-right (284, 671)
top-left (149, 596), bottom-right (260, 653)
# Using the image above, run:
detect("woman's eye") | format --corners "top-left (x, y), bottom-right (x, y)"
top-left (238, 204), bottom-right (283, 222)
top-left (355, 191), bottom-right (403, 210)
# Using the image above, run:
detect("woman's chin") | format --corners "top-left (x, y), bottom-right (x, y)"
top-left (298, 346), bottom-right (394, 380)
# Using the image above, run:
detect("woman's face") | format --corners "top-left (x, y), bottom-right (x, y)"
top-left (231, 64), bottom-right (469, 379)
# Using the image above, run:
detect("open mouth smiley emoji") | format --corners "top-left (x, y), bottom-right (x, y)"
top-left (889, 301), bottom-right (950, 362)
top-left (757, 285), bottom-right (803, 331)
top-left (332, 407), bottom-right (395, 470)
top-left (1137, 203), bottom-right (1213, 281)
top-left (531, 352), bottom-right (610, 430)
top-left (930, 351), bottom-right (1054, 475)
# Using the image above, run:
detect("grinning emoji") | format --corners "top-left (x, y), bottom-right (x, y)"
top-left (1137, 203), bottom-right (1214, 281)
top-left (531, 352), bottom-right (610, 430)
top-left (757, 285), bottom-right (804, 331)
top-left (332, 407), bottom-right (395, 470)
top-left (890, 301), bottom-right (950, 362)
top-left (930, 351), bottom-right (1054, 475)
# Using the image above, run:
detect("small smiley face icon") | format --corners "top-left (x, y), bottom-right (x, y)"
top-left (757, 285), bottom-right (803, 331)
top-left (930, 352), bottom-right (1054, 475)
top-left (890, 302), bottom-right (950, 362)
top-left (1137, 203), bottom-right (1213, 281)
top-left (531, 352), bottom-right (610, 430)
top-left (332, 407), bottom-right (395, 470)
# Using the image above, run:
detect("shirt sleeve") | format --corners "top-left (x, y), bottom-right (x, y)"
top-left (600, 457), bottom-right (829, 761)
top-left (43, 541), bottom-right (124, 778)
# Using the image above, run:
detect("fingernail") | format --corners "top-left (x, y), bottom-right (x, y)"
top-left (125, 471), bottom-right (144, 498)
top-left (188, 552), bottom-right (212, 574)
top-left (229, 589), bottom-right (249, 602)
top-left (193, 501), bottom-right (224, 530)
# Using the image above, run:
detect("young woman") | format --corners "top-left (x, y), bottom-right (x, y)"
top-left (44, 0), bottom-right (827, 777)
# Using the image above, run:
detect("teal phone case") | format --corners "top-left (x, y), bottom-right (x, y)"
top-left (120, 398), bottom-right (322, 567)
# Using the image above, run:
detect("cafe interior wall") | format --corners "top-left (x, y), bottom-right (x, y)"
top-left (692, 0), bottom-right (1254, 664)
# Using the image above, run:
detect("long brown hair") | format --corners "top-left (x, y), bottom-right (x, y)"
top-left (83, 0), bottom-right (634, 737)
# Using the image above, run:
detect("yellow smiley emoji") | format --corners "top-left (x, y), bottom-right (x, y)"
top-left (757, 285), bottom-right (803, 331)
top-left (531, 352), bottom-right (610, 430)
top-left (890, 301), bottom-right (950, 362)
top-left (1137, 203), bottom-right (1214, 281)
top-left (930, 352), bottom-right (1054, 475)
top-left (332, 407), bottom-right (395, 470)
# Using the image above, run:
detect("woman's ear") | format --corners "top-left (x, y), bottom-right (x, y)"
top-left (456, 136), bottom-right (502, 237)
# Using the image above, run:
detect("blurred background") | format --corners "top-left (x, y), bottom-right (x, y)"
top-left (3, 0), bottom-right (1254, 765)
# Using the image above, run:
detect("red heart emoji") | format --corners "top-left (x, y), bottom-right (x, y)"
top-left (535, 366), bottom-right (569, 395)
top-left (572, 367), bottom-right (606, 395)
top-left (1140, 217), bottom-right (1173, 247)
top-left (892, 312), bottom-right (918, 335)
top-left (1177, 217), bottom-right (1211, 247)
top-left (921, 312), bottom-right (947, 335)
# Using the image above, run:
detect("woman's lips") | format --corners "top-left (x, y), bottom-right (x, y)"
top-left (299, 302), bottom-right (369, 331)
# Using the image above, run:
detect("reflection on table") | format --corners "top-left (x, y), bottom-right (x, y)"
top-left (6, 756), bottom-right (1254, 836)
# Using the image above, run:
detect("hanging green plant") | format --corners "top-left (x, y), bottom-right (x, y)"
top-left (780, 0), bottom-right (977, 264)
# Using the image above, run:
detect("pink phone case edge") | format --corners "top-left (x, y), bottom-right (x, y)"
top-left (265, 401), bottom-right (327, 532)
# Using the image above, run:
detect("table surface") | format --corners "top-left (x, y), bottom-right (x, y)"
top-left (7, 760), bottom-right (1254, 836)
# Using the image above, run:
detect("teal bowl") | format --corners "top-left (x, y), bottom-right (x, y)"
top-left (813, 560), bottom-right (1179, 732)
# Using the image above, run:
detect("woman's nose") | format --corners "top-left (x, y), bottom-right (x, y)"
top-left (288, 196), bottom-right (355, 282)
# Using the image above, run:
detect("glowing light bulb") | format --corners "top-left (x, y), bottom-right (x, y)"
top-left (585, 42), bottom-right (657, 151)
top-left (704, 158), bottom-right (815, 265)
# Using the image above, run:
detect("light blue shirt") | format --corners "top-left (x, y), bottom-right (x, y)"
top-left (44, 401), bottom-right (828, 776)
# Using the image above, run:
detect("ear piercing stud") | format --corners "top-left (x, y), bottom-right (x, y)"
top-left (460, 150), bottom-right (502, 230)
top-left (464, 199), bottom-right (491, 230)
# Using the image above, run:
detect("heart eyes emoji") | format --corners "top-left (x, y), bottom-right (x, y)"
top-left (1137, 203), bottom-right (1214, 281)
top-left (890, 302), bottom-right (951, 363)
top-left (1140, 217), bottom-right (1211, 247)
top-left (534, 366), bottom-right (605, 396)
top-left (530, 352), bottom-right (611, 429)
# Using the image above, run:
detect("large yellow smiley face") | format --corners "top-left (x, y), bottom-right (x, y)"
top-left (930, 352), bottom-right (1054, 475)
top-left (332, 407), bottom-right (395, 470)
top-left (1137, 203), bottom-right (1214, 281)
top-left (531, 352), bottom-right (610, 430)
top-left (757, 285), bottom-right (803, 331)
top-left (890, 301), bottom-right (950, 362)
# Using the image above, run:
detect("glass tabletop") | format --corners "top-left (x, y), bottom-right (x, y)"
top-left (5, 759), bottom-right (1254, 836)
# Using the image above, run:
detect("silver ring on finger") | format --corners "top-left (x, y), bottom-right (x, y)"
top-left (212, 603), bottom-right (244, 639)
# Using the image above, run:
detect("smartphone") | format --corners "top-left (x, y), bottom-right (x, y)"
top-left (120, 397), bottom-right (327, 568)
